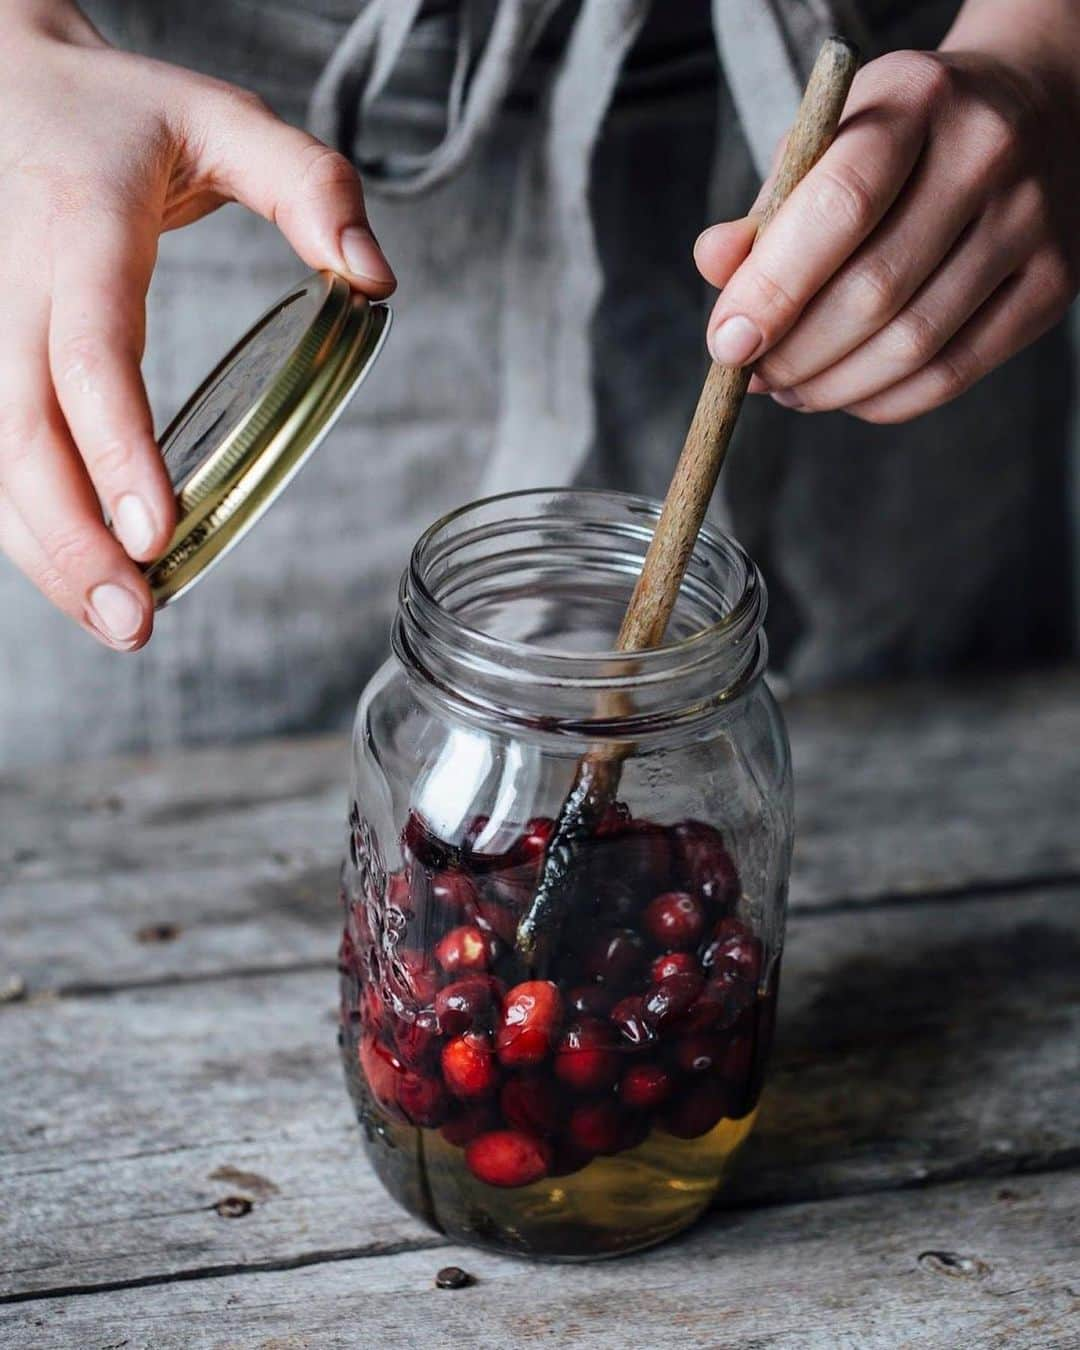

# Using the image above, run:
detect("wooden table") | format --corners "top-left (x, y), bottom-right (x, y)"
top-left (2, 669), bottom-right (1078, 1348)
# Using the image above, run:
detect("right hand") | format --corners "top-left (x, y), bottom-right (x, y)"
top-left (0, 1), bottom-right (395, 649)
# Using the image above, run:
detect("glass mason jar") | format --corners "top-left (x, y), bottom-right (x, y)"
top-left (338, 490), bottom-right (793, 1259)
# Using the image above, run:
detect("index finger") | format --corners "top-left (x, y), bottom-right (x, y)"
top-left (706, 71), bottom-right (933, 368)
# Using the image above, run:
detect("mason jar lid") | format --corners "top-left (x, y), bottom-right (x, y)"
top-left (143, 270), bottom-right (391, 607)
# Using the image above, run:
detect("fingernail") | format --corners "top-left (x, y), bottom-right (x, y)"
top-left (89, 582), bottom-right (144, 644)
top-left (340, 226), bottom-right (395, 287)
top-left (113, 493), bottom-right (156, 558)
top-left (709, 315), bottom-right (762, 366)
top-left (770, 389), bottom-right (805, 410)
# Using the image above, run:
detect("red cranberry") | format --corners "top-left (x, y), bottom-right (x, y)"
top-left (650, 951), bottom-right (700, 983)
top-left (440, 1101), bottom-right (499, 1148)
top-left (465, 1130), bottom-right (552, 1188)
top-left (442, 1031), bottom-right (498, 1098)
top-left (614, 1110), bottom-right (651, 1154)
top-left (554, 1018), bottom-right (620, 1092)
top-left (584, 928), bottom-right (646, 987)
top-left (434, 976), bottom-right (503, 1036)
top-left (596, 801), bottom-right (632, 835)
top-left (641, 973), bottom-right (705, 1035)
top-left (500, 1075), bottom-right (562, 1138)
top-left (358, 1036), bottom-right (405, 1119)
top-left (661, 1080), bottom-right (728, 1139)
top-left (486, 870), bottom-right (534, 912)
top-left (434, 924), bottom-right (496, 975)
top-left (642, 891), bottom-right (707, 950)
top-left (568, 1099), bottom-right (622, 1155)
top-left (496, 981), bottom-right (563, 1067)
top-left (674, 1033), bottom-right (726, 1075)
top-left (519, 816), bottom-right (555, 861)
top-left (702, 919), bottom-right (763, 986)
top-left (385, 949), bottom-right (439, 1007)
top-left (689, 974), bottom-right (757, 1032)
top-left (392, 1008), bottom-right (441, 1068)
top-left (398, 1071), bottom-right (448, 1127)
top-left (430, 871), bottom-right (479, 918)
top-left (673, 820), bottom-right (740, 908)
top-left (610, 995), bottom-right (656, 1049)
top-left (567, 984), bottom-right (616, 1018)
top-left (620, 1061), bottom-right (674, 1111)
top-left (595, 880), bottom-right (641, 926)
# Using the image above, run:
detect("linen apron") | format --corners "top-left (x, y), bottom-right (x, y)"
top-left (0, 0), bottom-right (1073, 766)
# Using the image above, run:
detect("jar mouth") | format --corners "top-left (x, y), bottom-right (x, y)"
top-left (394, 489), bottom-right (768, 735)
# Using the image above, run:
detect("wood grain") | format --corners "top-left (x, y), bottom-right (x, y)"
top-left (3, 885), bottom-right (1076, 1297)
top-left (2, 671), bottom-right (1077, 993)
top-left (3, 1171), bottom-right (1076, 1349)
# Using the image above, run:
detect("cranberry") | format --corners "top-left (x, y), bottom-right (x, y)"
top-left (673, 820), bottom-right (740, 907)
top-left (719, 1034), bottom-right (754, 1084)
top-left (554, 1018), bottom-right (620, 1092)
top-left (596, 801), bottom-right (633, 835)
top-left (430, 871), bottom-right (479, 918)
top-left (594, 880), bottom-right (640, 926)
top-left (583, 928), bottom-right (646, 987)
top-left (620, 1061), bottom-right (674, 1111)
top-left (385, 949), bottom-right (439, 1007)
top-left (435, 924), bottom-right (496, 975)
top-left (434, 976), bottom-right (503, 1036)
top-left (689, 974), bottom-right (757, 1032)
top-left (465, 1130), bottom-right (552, 1188)
top-left (661, 1080), bottom-right (728, 1139)
top-left (500, 1075), bottom-right (562, 1138)
top-left (567, 984), bottom-right (616, 1019)
top-left (519, 816), bottom-right (555, 861)
top-left (568, 1099), bottom-right (622, 1155)
top-left (398, 1071), bottom-right (448, 1127)
top-left (702, 919), bottom-right (763, 986)
top-left (486, 870), bottom-right (534, 912)
top-left (614, 1110), bottom-right (651, 1154)
top-left (610, 995), bottom-right (656, 1049)
top-left (392, 1008), bottom-right (441, 1068)
top-left (442, 1031), bottom-right (498, 1098)
top-left (642, 891), bottom-right (707, 950)
top-left (358, 1036), bottom-right (405, 1119)
top-left (641, 973), bottom-right (705, 1035)
top-left (496, 981), bottom-right (563, 1067)
top-left (650, 951), bottom-right (700, 983)
top-left (440, 1101), bottom-right (499, 1148)
top-left (674, 1033), bottom-right (726, 1075)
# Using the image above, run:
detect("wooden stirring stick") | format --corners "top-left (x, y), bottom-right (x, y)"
top-left (515, 36), bottom-right (861, 966)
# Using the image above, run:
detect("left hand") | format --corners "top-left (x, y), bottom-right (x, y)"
top-left (694, 45), bottom-right (1080, 423)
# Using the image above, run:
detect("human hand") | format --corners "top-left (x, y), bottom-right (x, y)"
top-left (0, 1), bottom-right (394, 649)
top-left (695, 21), bottom-right (1080, 423)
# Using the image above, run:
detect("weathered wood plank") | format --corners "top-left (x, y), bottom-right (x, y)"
top-left (3, 668), bottom-right (1079, 994)
top-left (3, 886), bottom-right (1076, 1297)
top-left (3, 1170), bottom-right (1077, 1349)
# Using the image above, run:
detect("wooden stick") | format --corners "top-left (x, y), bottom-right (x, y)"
top-left (515, 37), bottom-right (861, 965)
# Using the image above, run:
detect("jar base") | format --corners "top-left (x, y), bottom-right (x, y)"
top-left (357, 1105), bottom-right (759, 1261)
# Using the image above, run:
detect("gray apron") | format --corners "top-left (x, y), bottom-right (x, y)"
top-left (1, 0), bottom-right (1073, 766)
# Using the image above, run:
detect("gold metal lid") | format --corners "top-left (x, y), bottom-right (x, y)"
top-left (144, 270), bottom-right (391, 607)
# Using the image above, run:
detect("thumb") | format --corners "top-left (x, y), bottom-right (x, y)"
top-left (194, 86), bottom-right (396, 296)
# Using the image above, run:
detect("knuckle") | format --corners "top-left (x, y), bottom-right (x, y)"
top-left (53, 330), bottom-right (106, 393)
top-left (42, 523), bottom-right (98, 577)
top-left (890, 50), bottom-right (954, 108)
top-left (35, 562), bottom-right (74, 610)
top-left (842, 253), bottom-right (905, 327)
top-left (298, 142), bottom-right (359, 197)
top-left (883, 305), bottom-right (945, 366)
top-left (743, 266), bottom-right (800, 330)
top-left (87, 437), bottom-right (139, 484)
top-left (928, 343), bottom-right (978, 404)
top-left (0, 401), bottom-right (43, 462)
top-left (807, 163), bottom-right (878, 239)
top-left (755, 351), bottom-right (799, 390)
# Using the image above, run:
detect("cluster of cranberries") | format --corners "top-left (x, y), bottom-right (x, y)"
top-left (339, 804), bottom-right (774, 1190)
